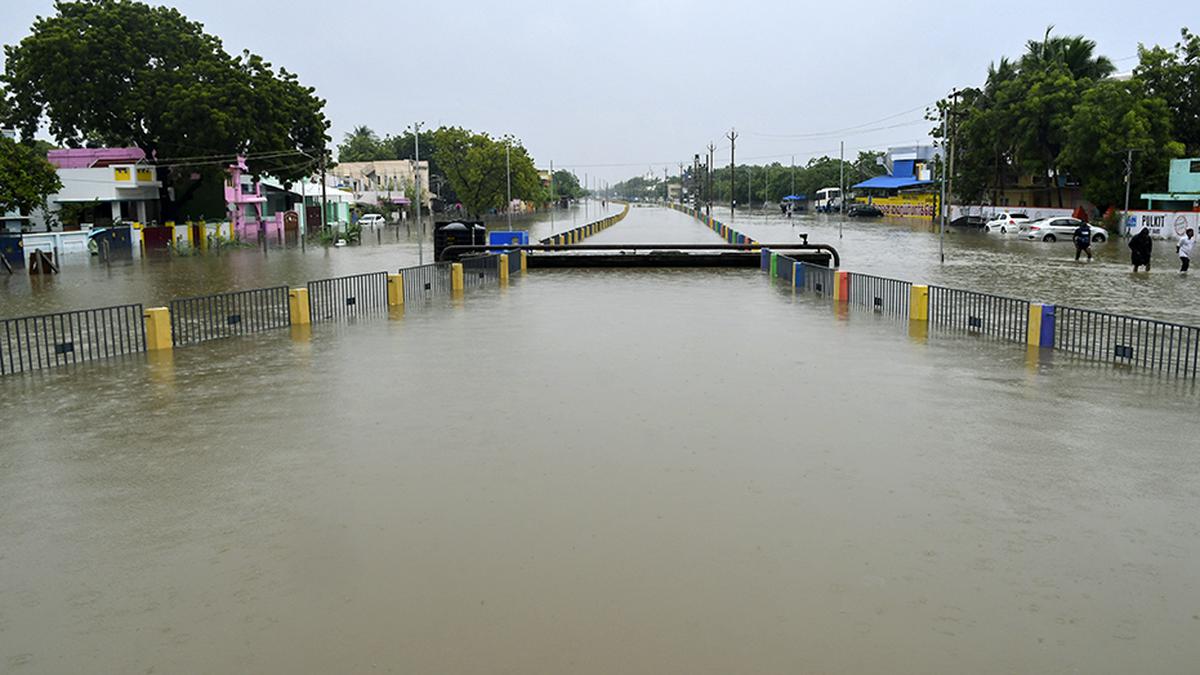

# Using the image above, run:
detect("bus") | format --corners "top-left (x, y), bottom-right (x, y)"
top-left (814, 187), bottom-right (841, 213)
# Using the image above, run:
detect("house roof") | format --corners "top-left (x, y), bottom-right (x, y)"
top-left (852, 176), bottom-right (934, 190)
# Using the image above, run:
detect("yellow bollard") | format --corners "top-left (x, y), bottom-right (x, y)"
top-left (499, 254), bottom-right (510, 284)
top-left (451, 262), bottom-right (464, 293)
top-left (289, 288), bottom-right (311, 324)
top-left (387, 273), bottom-right (405, 306)
top-left (909, 285), bottom-right (929, 322)
top-left (144, 307), bottom-right (173, 351)
top-left (520, 250), bottom-right (528, 273)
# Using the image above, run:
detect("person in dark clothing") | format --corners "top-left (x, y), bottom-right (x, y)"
top-left (1129, 227), bottom-right (1153, 272)
top-left (1073, 221), bottom-right (1093, 261)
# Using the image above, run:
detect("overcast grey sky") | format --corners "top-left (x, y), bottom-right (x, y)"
top-left (1, 0), bottom-right (1189, 182)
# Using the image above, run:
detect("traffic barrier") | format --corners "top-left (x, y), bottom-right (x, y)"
top-left (847, 272), bottom-right (912, 319)
top-left (0, 304), bottom-right (147, 374)
top-left (929, 286), bottom-right (1029, 343)
top-left (169, 286), bottom-right (290, 346)
top-left (451, 262), bottom-right (465, 293)
top-left (289, 288), bottom-right (312, 324)
top-left (462, 254), bottom-right (500, 289)
top-left (387, 274), bottom-right (405, 306)
top-left (307, 271), bottom-right (389, 322)
top-left (399, 262), bottom-right (453, 303)
top-left (538, 202), bottom-right (630, 246)
top-left (1054, 305), bottom-right (1200, 377)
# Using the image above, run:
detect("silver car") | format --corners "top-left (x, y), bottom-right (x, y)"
top-left (1021, 217), bottom-right (1108, 243)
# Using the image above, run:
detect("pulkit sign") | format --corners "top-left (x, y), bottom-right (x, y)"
top-left (1122, 211), bottom-right (1199, 239)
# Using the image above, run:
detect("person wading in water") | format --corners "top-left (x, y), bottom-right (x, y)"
top-left (1129, 226), bottom-right (1153, 272)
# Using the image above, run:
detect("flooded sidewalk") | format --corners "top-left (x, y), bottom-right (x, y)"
top-left (2, 266), bottom-right (1198, 674)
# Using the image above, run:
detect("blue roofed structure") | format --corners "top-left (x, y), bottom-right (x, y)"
top-left (852, 145), bottom-right (938, 192)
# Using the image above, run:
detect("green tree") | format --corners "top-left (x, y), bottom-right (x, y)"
top-left (552, 170), bottom-right (584, 198)
top-left (432, 128), bottom-right (541, 215)
top-left (1061, 79), bottom-right (1183, 209)
top-left (337, 125), bottom-right (388, 162)
top-left (1135, 28), bottom-right (1200, 155)
top-left (2, 0), bottom-right (329, 217)
top-left (0, 135), bottom-right (62, 215)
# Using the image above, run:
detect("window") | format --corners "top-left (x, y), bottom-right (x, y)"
top-left (1190, 160), bottom-right (1200, 173)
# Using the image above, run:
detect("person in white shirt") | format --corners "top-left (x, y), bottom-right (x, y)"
top-left (1179, 228), bottom-right (1196, 273)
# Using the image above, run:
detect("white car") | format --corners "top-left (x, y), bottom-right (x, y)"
top-left (984, 211), bottom-right (1030, 234)
top-left (1021, 217), bottom-right (1108, 243)
top-left (358, 214), bottom-right (386, 227)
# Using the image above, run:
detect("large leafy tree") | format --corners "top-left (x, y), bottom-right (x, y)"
top-left (0, 135), bottom-right (62, 215)
top-left (2, 0), bottom-right (328, 216)
top-left (432, 127), bottom-right (541, 215)
top-left (1136, 28), bottom-right (1200, 155)
top-left (552, 170), bottom-right (584, 199)
top-left (1061, 79), bottom-right (1182, 209)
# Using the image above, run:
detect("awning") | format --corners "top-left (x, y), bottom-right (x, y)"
top-left (852, 176), bottom-right (934, 190)
top-left (782, 194), bottom-right (807, 201)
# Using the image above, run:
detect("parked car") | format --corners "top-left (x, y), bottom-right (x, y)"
top-left (951, 214), bottom-right (987, 228)
top-left (846, 204), bottom-right (884, 218)
top-left (358, 214), bottom-right (386, 227)
top-left (1020, 217), bottom-right (1108, 243)
top-left (984, 211), bottom-right (1031, 234)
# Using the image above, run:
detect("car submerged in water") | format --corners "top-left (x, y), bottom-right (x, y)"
top-left (846, 204), bottom-right (884, 218)
top-left (1020, 217), bottom-right (1108, 243)
top-left (983, 211), bottom-right (1031, 234)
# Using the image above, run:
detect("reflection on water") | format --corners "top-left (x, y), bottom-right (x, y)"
top-left (1, 261), bottom-right (1198, 674)
top-left (0, 203), bottom-right (605, 317)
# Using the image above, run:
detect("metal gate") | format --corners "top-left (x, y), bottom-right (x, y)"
top-left (169, 287), bottom-right (291, 346)
top-left (307, 271), bottom-right (389, 321)
top-left (1, 304), bottom-right (146, 375)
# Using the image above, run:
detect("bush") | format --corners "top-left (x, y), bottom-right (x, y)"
top-left (1100, 206), bottom-right (1123, 234)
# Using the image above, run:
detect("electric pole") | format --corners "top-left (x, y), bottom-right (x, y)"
top-left (707, 143), bottom-right (715, 216)
top-left (505, 140), bottom-right (512, 230)
top-left (726, 128), bottom-right (737, 219)
top-left (319, 149), bottom-right (328, 233)
top-left (413, 121), bottom-right (423, 239)
top-left (938, 106), bottom-right (947, 264)
top-left (1123, 148), bottom-right (1139, 220)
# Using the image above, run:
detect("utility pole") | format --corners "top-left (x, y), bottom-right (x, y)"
top-left (726, 128), bottom-right (737, 219)
top-left (839, 141), bottom-right (845, 239)
top-left (790, 155), bottom-right (795, 198)
top-left (413, 121), bottom-right (423, 243)
top-left (707, 143), bottom-right (715, 216)
top-left (1123, 148), bottom-right (1137, 220)
top-left (946, 89), bottom-right (960, 239)
top-left (319, 149), bottom-right (328, 233)
top-left (549, 159), bottom-right (555, 234)
top-left (938, 106), bottom-right (947, 264)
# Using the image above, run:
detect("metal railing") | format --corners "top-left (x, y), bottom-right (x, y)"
top-left (399, 262), bottom-right (452, 303)
top-left (1, 304), bottom-right (145, 375)
top-left (169, 287), bottom-right (290, 346)
top-left (507, 251), bottom-right (522, 276)
top-left (307, 271), bottom-right (389, 322)
top-left (929, 286), bottom-right (1028, 343)
top-left (777, 254), bottom-right (795, 284)
top-left (848, 272), bottom-right (912, 319)
top-left (1055, 306), bottom-right (1200, 378)
top-left (800, 261), bottom-right (834, 296)
top-left (461, 254), bottom-right (500, 289)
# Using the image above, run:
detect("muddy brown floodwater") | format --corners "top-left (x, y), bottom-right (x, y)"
top-left (1, 206), bottom-right (1199, 674)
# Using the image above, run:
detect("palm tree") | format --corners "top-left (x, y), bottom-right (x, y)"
top-left (1022, 26), bottom-right (1115, 80)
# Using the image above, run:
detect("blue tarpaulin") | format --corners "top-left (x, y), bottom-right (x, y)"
top-left (851, 176), bottom-right (934, 190)
top-left (782, 194), bottom-right (807, 201)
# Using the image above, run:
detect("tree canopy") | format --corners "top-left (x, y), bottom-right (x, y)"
top-left (432, 127), bottom-right (542, 215)
top-left (936, 26), bottom-right (1186, 210)
top-left (1, 0), bottom-right (329, 214)
top-left (0, 135), bottom-right (62, 215)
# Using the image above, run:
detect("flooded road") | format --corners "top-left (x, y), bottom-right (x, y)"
top-left (719, 207), bottom-right (1200, 325)
top-left (2, 205), bottom-right (1199, 673)
top-left (0, 202), bottom-right (604, 318)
